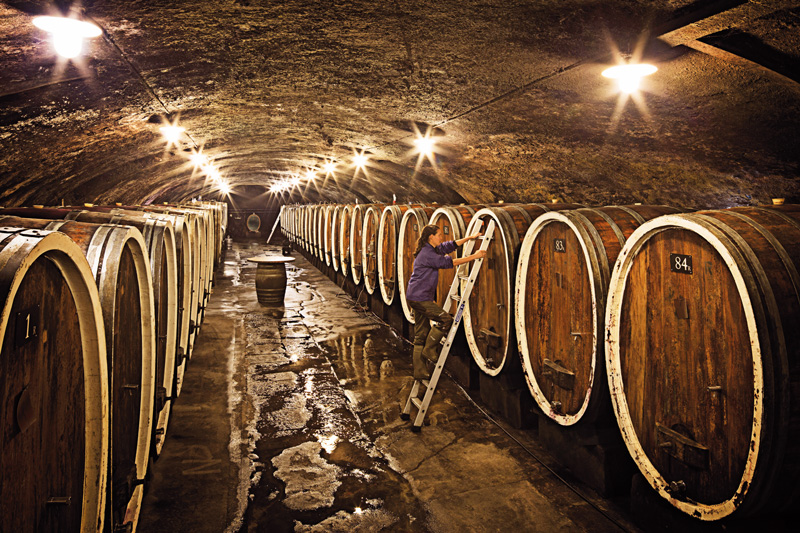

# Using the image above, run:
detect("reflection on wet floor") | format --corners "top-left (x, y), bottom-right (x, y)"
top-left (138, 240), bottom-right (638, 533)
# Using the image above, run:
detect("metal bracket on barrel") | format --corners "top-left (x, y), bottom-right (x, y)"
top-left (656, 422), bottom-right (709, 470)
top-left (542, 358), bottom-right (575, 390)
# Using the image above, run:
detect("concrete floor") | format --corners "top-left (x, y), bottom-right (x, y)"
top-left (138, 239), bottom-right (641, 533)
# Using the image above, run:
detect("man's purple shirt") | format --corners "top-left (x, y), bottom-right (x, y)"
top-left (406, 240), bottom-right (457, 302)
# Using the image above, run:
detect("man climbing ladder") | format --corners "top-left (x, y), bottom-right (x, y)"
top-left (402, 219), bottom-right (495, 431)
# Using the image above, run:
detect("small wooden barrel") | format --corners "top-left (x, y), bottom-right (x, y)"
top-left (249, 256), bottom-right (296, 305)
top-left (605, 206), bottom-right (800, 520)
top-left (1, 228), bottom-right (109, 533)
top-left (397, 206), bottom-right (435, 322)
top-left (362, 205), bottom-right (385, 294)
top-left (463, 204), bottom-right (582, 375)
top-left (515, 205), bottom-right (678, 426)
top-left (429, 206), bottom-right (482, 310)
top-left (329, 205), bottom-right (343, 270)
top-left (339, 205), bottom-right (354, 277)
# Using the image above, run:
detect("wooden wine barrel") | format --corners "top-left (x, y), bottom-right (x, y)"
top-left (351, 204), bottom-right (384, 285)
top-left (361, 205), bottom-right (385, 294)
top-left (377, 205), bottom-right (417, 305)
top-left (514, 205), bottom-right (678, 426)
top-left (605, 206), bottom-right (800, 520)
top-left (0, 218), bottom-right (155, 531)
top-left (327, 205), bottom-right (341, 269)
top-left (1, 228), bottom-right (109, 533)
top-left (339, 205), bottom-right (354, 277)
top-left (463, 204), bottom-right (582, 375)
top-left (1, 208), bottom-right (179, 456)
top-left (315, 205), bottom-right (328, 260)
top-left (397, 206), bottom-right (435, 322)
top-left (144, 205), bottom-right (211, 328)
top-left (301, 205), bottom-right (311, 252)
top-left (427, 205), bottom-right (482, 310)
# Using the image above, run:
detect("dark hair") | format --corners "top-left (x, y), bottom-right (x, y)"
top-left (414, 225), bottom-right (441, 256)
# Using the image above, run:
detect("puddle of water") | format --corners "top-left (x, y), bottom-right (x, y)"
top-left (272, 441), bottom-right (342, 511)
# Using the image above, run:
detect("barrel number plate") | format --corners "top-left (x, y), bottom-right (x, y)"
top-left (15, 305), bottom-right (40, 348)
top-left (554, 238), bottom-right (566, 253)
top-left (670, 253), bottom-right (693, 274)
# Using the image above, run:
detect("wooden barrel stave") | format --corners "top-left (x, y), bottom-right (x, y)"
top-left (605, 207), bottom-right (800, 520)
top-left (0, 229), bottom-right (109, 533)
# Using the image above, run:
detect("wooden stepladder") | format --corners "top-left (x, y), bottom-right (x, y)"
top-left (401, 219), bottom-right (496, 432)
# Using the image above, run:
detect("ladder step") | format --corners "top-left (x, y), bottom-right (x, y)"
top-left (411, 397), bottom-right (423, 410)
top-left (450, 293), bottom-right (461, 300)
top-left (419, 379), bottom-right (430, 387)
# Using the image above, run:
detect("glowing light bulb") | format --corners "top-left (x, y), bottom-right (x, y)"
top-left (291, 176), bottom-right (301, 186)
top-left (190, 151), bottom-right (209, 168)
top-left (413, 135), bottom-right (436, 157)
top-left (159, 125), bottom-right (185, 143)
top-left (32, 16), bottom-right (101, 59)
top-left (602, 64), bottom-right (658, 94)
top-left (353, 152), bottom-right (368, 169)
top-left (305, 169), bottom-right (316, 180)
top-left (323, 160), bottom-right (336, 174)
top-left (219, 181), bottom-right (231, 195)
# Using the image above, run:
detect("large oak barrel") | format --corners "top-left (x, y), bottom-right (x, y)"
top-left (351, 204), bottom-right (384, 285)
top-left (605, 206), bottom-right (800, 520)
top-left (1, 208), bottom-right (180, 456)
top-left (1, 228), bottom-right (109, 533)
top-left (362, 205), bottom-right (385, 294)
top-left (1, 218), bottom-right (155, 531)
top-left (315, 205), bottom-right (328, 260)
top-left (463, 204), bottom-right (582, 375)
top-left (302, 205), bottom-right (313, 253)
top-left (136, 205), bottom-right (209, 334)
top-left (329, 205), bottom-right (343, 271)
top-left (378, 205), bottom-right (419, 305)
top-left (514, 205), bottom-right (678, 426)
top-left (397, 206), bottom-right (435, 322)
top-left (428, 206), bottom-right (483, 310)
top-left (338, 205), bottom-right (354, 277)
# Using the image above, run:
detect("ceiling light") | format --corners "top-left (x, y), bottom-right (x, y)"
top-left (32, 16), bottom-right (102, 59)
top-left (190, 151), bottom-right (209, 168)
top-left (413, 135), bottom-right (436, 157)
top-left (602, 64), bottom-right (658, 94)
top-left (305, 169), bottom-right (316, 180)
top-left (290, 176), bottom-right (301, 186)
top-left (352, 151), bottom-right (369, 169)
top-left (159, 125), bottom-right (185, 143)
top-left (219, 181), bottom-right (231, 195)
top-left (323, 160), bottom-right (337, 174)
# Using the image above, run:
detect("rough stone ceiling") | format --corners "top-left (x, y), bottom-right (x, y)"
top-left (1, 0), bottom-right (799, 208)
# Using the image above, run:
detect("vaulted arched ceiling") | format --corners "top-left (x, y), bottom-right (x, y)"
top-left (1, 0), bottom-right (799, 209)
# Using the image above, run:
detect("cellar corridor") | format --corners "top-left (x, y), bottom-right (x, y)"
top-left (136, 238), bottom-right (637, 533)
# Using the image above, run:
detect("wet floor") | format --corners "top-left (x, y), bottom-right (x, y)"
top-left (138, 239), bottom-right (640, 533)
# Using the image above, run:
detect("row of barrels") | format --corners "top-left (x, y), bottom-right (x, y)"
top-left (281, 202), bottom-right (800, 521)
top-left (0, 200), bottom-right (227, 532)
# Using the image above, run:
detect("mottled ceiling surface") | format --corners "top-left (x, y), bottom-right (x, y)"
top-left (1, 0), bottom-right (799, 208)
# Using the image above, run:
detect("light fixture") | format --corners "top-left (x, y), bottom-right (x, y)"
top-left (413, 134), bottom-right (436, 158)
top-left (305, 169), bottom-right (317, 181)
top-left (218, 181), bottom-right (231, 195)
top-left (602, 63), bottom-right (658, 94)
top-left (32, 16), bottom-right (102, 59)
top-left (159, 124), bottom-right (185, 144)
top-left (190, 151), bottom-right (209, 168)
top-left (352, 151), bottom-right (369, 170)
top-left (323, 160), bottom-right (337, 174)
top-left (290, 176), bottom-right (301, 186)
